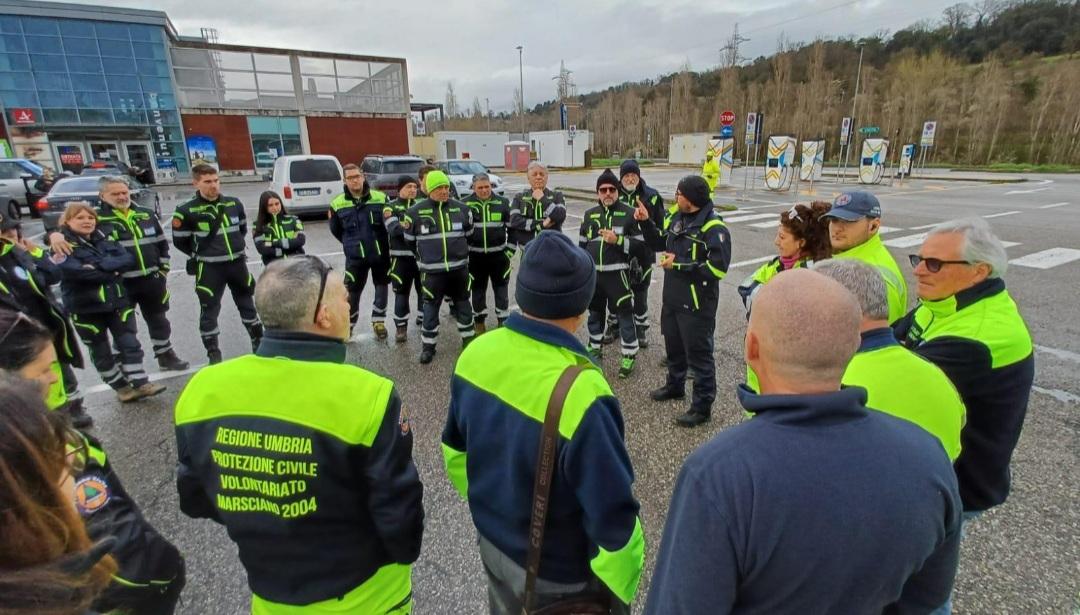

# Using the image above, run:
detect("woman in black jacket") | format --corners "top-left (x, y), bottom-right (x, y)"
top-left (252, 190), bottom-right (305, 265)
top-left (56, 202), bottom-right (164, 403)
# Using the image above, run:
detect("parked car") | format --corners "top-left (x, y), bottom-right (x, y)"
top-left (83, 160), bottom-right (155, 185)
top-left (0, 158), bottom-right (46, 220)
top-left (255, 152), bottom-right (277, 168)
top-left (37, 175), bottom-right (160, 233)
top-left (436, 159), bottom-right (505, 198)
top-left (360, 155), bottom-right (427, 200)
top-left (271, 155), bottom-right (343, 216)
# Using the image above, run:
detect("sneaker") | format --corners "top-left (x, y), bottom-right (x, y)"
top-left (587, 346), bottom-right (603, 362)
top-left (132, 382), bottom-right (167, 400)
top-left (675, 410), bottom-right (710, 428)
top-left (650, 385), bottom-right (685, 401)
top-left (618, 356), bottom-right (635, 379)
top-left (395, 325), bottom-right (408, 344)
top-left (419, 345), bottom-right (436, 364)
top-left (157, 350), bottom-right (189, 372)
top-left (373, 322), bottom-right (388, 340)
top-left (207, 349), bottom-right (223, 365)
top-left (475, 321), bottom-right (487, 335)
top-left (116, 385), bottom-right (141, 403)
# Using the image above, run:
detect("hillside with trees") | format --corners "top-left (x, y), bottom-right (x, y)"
top-left (444, 0), bottom-right (1080, 165)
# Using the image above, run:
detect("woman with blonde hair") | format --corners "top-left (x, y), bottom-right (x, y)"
top-left (55, 202), bottom-right (164, 402)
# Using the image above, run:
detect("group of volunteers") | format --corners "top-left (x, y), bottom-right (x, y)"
top-left (0, 154), bottom-right (1034, 615)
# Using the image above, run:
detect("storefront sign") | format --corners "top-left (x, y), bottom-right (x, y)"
top-left (12, 108), bottom-right (36, 125)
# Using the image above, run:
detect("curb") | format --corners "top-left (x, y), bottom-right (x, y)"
top-left (556, 187), bottom-right (739, 211)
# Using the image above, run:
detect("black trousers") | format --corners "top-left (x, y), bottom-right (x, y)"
top-left (469, 250), bottom-right (511, 324)
top-left (661, 304), bottom-right (716, 415)
top-left (631, 262), bottom-right (653, 331)
top-left (420, 267), bottom-right (474, 349)
top-left (389, 256), bottom-right (422, 328)
top-left (194, 259), bottom-right (260, 351)
top-left (72, 309), bottom-right (147, 389)
top-left (588, 271), bottom-right (638, 357)
top-left (124, 273), bottom-right (174, 356)
top-left (345, 257), bottom-right (390, 327)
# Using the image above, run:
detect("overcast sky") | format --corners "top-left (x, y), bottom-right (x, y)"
top-left (76, 0), bottom-right (959, 112)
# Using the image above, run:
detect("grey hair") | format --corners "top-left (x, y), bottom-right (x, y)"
top-left (472, 173), bottom-right (490, 185)
top-left (254, 258), bottom-right (324, 330)
top-left (97, 175), bottom-right (129, 192)
top-left (813, 259), bottom-right (890, 321)
top-left (526, 161), bottom-right (547, 174)
top-left (928, 217), bottom-right (1008, 278)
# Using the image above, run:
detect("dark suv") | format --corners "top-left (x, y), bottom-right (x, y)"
top-left (360, 155), bottom-right (424, 200)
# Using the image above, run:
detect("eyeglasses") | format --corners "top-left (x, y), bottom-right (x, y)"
top-left (306, 256), bottom-right (333, 324)
top-left (0, 311), bottom-right (34, 347)
top-left (344, 174), bottom-right (363, 181)
top-left (64, 427), bottom-right (87, 474)
top-left (908, 254), bottom-right (971, 273)
top-left (598, 186), bottom-right (617, 194)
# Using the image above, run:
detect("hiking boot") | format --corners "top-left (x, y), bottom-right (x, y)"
top-left (650, 384), bottom-right (685, 402)
top-left (373, 321), bottom-right (388, 340)
top-left (636, 326), bottom-right (649, 349)
top-left (157, 350), bottom-right (189, 372)
top-left (475, 321), bottom-right (487, 335)
top-left (618, 356), bottom-right (636, 379)
top-left (601, 321), bottom-right (618, 345)
top-left (132, 382), bottom-right (167, 400)
top-left (64, 400), bottom-right (94, 429)
top-left (207, 349), bottom-right (223, 365)
top-left (675, 410), bottom-right (710, 428)
top-left (419, 345), bottom-right (436, 364)
top-left (116, 385), bottom-right (141, 403)
top-left (395, 325), bottom-right (408, 344)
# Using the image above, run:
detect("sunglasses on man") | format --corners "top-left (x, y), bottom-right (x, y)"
top-left (305, 255), bottom-right (333, 324)
top-left (908, 254), bottom-right (971, 273)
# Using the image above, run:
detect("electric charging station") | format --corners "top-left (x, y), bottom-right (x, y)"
top-left (709, 137), bottom-right (736, 187)
top-left (765, 135), bottom-right (797, 191)
top-left (800, 139), bottom-right (825, 181)
top-left (858, 138), bottom-right (889, 185)
top-left (898, 143), bottom-right (916, 184)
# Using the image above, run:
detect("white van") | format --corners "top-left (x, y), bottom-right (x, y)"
top-left (271, 155), bottom-right (342, 215)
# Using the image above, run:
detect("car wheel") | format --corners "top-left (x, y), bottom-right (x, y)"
top-left (5, 200), bottom-right (20, 221)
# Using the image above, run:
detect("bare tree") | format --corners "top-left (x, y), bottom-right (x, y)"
top-left (445, 82), bottom-right (459, 119)
top-left (943, 3), bottom-right (973, 33)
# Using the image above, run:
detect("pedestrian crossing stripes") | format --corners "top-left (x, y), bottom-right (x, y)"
top-left (1009, 248), bottom-right (1080, 269)
top-left (722, 213), bottom-right (780, 224)
top-left (884, 232), bottom-right (1020, 249)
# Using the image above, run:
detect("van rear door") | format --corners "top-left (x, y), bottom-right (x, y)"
top-left (288, 159), bottom-right (340, 212)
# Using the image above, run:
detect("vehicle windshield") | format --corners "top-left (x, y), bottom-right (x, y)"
top-left (17, 160), bottom-right (44, 176)
top-left (381, 160), bottom-right (423, 174)
top-left (448, 161), bottom-right (487, 175)
top-left (51, 177), bottom-right (105, 194)
top-left (290, 159), bottom-right (341, 183)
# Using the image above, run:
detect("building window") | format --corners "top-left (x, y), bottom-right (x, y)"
top-left (247, 116), bottom-right (302, 168)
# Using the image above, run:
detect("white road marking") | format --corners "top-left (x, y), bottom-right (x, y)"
top-left (1038, 202), bottom-right (1069, 209)
top-left (878, 226), bottom-right (903, 235)
top-left (1009, 248), bottom-right (1080, 270)
top-left (884, 233), bottom-right (929, 248)
top-left (983, 210), bottom-right (1021, 219)
top-left (1035, 344), bottom-right (1080, 364)
top-left (1005, 179), bottom-right (1053, 195)
top-left (723, 213), bottom-right (780, 224)
top-left (909, 222), bottom-right (943, 230)
top-left (727, 255), bottom-right (774, 269)
top-left (85, 364), bottom-right (204, 396)
top-left (749, 220), bottom-right (781, 229)
top-left (1032, 386), bottom-right (1080, 405)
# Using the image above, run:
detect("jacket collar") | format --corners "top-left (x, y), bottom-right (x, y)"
top-left (921, 277), bottom-right (1005, 317)
top-left (193, 191), bottom-right (225, 206)
top-left (737, 384), bottom-right (869, 426)
top-left (255, 330), bottom-right (347, 363)
top-left (836, 232), bottom-right (885, 260)
top-left (504, 313), bottom-right (597, 366)
top-left (342, 183), bottom-right (371, 203)
top-left (858, 327), bottom-right (899, 352)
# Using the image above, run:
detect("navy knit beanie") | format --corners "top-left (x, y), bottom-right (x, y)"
top-left (515, 231), bottom-right (596, 320)
top-left (398, 175), bottom-right (418, 190)
top-left (596, 168), bottom-right (619, 192)
top-left (619, 159), bottom-right (641, 178)
top-left (677, 175), bottom-right (712, 209)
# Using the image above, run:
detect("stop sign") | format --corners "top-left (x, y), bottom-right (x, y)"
top-left (720, 110), bottom-right (736, 125)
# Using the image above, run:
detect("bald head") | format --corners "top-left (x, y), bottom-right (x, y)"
top-left (747, 269), bottom-right (862, 392)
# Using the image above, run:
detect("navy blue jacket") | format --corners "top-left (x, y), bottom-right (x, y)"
top-left (645, 386), bottom-right (961, 615)
top-left (57, 229), bottom-right (135, 315)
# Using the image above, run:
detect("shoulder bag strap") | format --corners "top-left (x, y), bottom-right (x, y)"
top-left (522, 364), bottom-right (586, 614)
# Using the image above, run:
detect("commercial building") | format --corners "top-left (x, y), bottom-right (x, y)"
top-left (0, 0), bottom-right (410, 181)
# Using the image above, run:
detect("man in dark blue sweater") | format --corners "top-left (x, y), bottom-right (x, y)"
top-left (646, 269), bottom-right (961, 615)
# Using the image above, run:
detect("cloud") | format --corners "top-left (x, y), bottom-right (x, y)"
top-left (72, 0), bottom-right (958, 111)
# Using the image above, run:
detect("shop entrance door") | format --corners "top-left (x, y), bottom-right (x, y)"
top-left (121, 141), bottom-right (156, 184)
top-left (53, 142), bottom-right (87, 174)
top-left (88, 141), bottom-right (121, 165)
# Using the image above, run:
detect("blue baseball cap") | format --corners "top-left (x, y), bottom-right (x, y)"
top-left (823, 191), bottom-right (881, 221)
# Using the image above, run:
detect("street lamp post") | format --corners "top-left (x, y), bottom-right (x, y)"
top-left (485, 97), bottom-right (491, 131)
top-left (842, 44), bottom-right (865, 184)
top-left (516, 45), bottom-right (525, 139)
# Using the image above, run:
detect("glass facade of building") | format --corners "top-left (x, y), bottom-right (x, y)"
top-left (0, 14), bottom-right (188, 174)
top-left (247, 115), bottom-right (301, 169)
